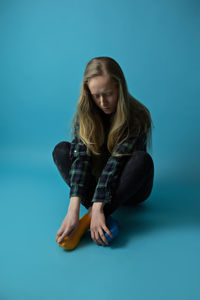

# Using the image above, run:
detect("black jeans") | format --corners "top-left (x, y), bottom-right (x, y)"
top-left (52, 141), bottom-right (154, 217)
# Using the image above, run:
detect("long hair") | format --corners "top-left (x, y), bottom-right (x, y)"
top-left (71, 56), bottom-right (154, 157)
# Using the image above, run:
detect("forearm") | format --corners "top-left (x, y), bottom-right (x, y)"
top-left (69, 196), bottom-right (106, 215)
top-left (68, 196), bottom-right (81, 213)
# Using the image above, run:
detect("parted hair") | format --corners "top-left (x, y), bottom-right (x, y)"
top-left (71, 56), bottom-right (154, 157)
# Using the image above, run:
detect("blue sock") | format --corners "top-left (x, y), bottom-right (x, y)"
top-left (104, 215), bottom-right (119, 244)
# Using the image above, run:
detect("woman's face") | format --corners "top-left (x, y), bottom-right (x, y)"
top-left (88, 74), bottom-right (119, 115)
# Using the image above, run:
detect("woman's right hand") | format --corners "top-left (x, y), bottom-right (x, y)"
top-left (56, 209), bottom-right (80, 243)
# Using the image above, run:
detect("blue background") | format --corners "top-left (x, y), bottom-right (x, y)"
top-left (1, 0), bottom-right (200, 299)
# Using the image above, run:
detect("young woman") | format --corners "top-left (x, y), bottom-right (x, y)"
top-left (52, 56), bottom-right (154, 249)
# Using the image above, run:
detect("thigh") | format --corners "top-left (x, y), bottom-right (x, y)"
top-left (103, 151), bottom-right (154, 216)
top-left (122, 164), bottom-right (154, 205)
top-left (116, 151), bottom-right (154, 203)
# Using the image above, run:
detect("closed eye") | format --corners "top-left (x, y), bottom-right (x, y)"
top-left (93, 92), bottom-right (112, 98)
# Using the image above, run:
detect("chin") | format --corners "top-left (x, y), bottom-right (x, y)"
top-left (103, 111), bottom-right (113, 115)
top-left (102, 108), bottom-right (113, 114)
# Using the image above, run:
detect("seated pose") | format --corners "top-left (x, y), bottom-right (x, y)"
top-left (52, 56), bottom-right (154, 250)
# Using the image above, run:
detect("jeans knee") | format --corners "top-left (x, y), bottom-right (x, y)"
top-left (129, 151), bottom-right (154, 173)
top-left (141, 151), bottom-right (154, 170)
top-left (52, 141), bottom-right (70, 163)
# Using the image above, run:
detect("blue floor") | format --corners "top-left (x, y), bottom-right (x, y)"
top-left (1, 152), bottom-right (200, 300)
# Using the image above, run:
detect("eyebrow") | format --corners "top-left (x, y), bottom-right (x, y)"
top-left (91, 90), bottom-right (112, 95)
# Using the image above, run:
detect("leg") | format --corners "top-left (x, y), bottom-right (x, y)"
top-left (53, 142), bottom-right (94, 250)
top-left (52, 141), bottom-right (97, 209)
top-left (103, 151), bottom-right (154, 217)
top-left (52, 141), bottom-right (72, 186)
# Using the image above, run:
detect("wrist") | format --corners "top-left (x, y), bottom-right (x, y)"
top-left (92, 202), bottom-right (105, 212)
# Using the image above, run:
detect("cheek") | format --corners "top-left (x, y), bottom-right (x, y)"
top-left (94, 99), bottom-right (102, 109)
top-left (93, 98), bottom-right (99, 106)
top-left (113, 94), bottom-right (118, 105)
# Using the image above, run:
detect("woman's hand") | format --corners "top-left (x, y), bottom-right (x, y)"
top-left (56, 209), bottom-right (79, 243)
top-left (90, 204), bottom-right (112, 246)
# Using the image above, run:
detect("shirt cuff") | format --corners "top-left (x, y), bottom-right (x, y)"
top-left (91, 188), bottom-right (112, 204)
top-left (70, 184), bottom-right (85, 198)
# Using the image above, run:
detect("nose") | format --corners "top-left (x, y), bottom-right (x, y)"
top-left (99, 95), bottom-right (107, 106)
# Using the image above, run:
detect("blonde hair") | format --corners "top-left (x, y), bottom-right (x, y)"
top-left (70, 56), bottom-right (154, 157)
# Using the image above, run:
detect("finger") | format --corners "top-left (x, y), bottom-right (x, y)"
top-left (91, 230), bottom-right (97, 244)
top-left (56, 234), bottom-right (61, 242)
top-left (99, 228), bottom-right (109, 246)
top-left (68, 227), bottom-right (77, 239)
top-left (90, 229), bottom-right (94, 241)
top-left (58, 233), bottom-right (68, 244)
top-left (56, 227), bottom-right (64, 238)
top-left (56, 229), bottom-right (64, 241)
top-left (58, 229), bottom-right (72, 243)
top-left (91, 227), bottom-right (102, 245)
top-left (57, 234), bottom-right (64, 243)
top-left (96, 230), bottom-right (106, 246)
top-left (102, 225), bottom-right (112, 238)
top-left (94, 231), bottom-right (102, 246)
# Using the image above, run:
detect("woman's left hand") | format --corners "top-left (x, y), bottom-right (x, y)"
top-left (90, 208), bottom-right (112, 246)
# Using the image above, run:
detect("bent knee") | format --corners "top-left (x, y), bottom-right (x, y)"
top-left (52, 141), bottom-right (70, 162)
top-left (130, 151), bottom-right (154, 172)
top-left (137, 150), bottom-right (153, 165)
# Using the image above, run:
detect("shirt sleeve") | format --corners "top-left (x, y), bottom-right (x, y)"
top-left (91, 132), bottom-right (147, 204)
top-left (69, 136), bottom-right (92, 199)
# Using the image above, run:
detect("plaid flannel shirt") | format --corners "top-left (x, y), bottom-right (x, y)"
top-left (69, 129), bottom-right (147, 205)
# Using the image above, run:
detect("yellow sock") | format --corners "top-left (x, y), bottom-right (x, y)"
top-left (57, 213), bottom-right (91, 250)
